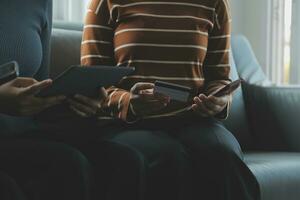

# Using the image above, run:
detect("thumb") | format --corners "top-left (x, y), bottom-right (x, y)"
top-left (98, 87), bottom-right (108, 100)
top-left (11, 77), bottom-right (38, 88)
top-left (21, 79), bottom-right (52, 96)
top-left (131, 82), bottom-right (155, 94)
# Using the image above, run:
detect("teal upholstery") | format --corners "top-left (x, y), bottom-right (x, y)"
top-left (50, 22), bottom-right (300, 200)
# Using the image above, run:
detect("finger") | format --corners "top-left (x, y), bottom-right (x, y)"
top-left (198, 94), bottom-right (223, 111)
top-left (22, 79), bottom-right (52, 95)
top-left (139, 88), bottom-right (170, 103)
top-left (12, 77), bottom-right (38, 87)
top-left (203, 98), bottom-right (223, 112)
top-left (194, 97), bottom-right (215, 116)
top-left (208, 95), bottom-right (229, 106)
top-left (98, 87), bottom-right (108, 100)
top-left (137, 93), bottom-right (156, 101)
top-left (42, 95), bottom-right (66, 108)
top-left (140, 89), bottom-right (154, 95)
top-left (191, 104), bottom-right (209, 117)
top-left (74, 94), bottom-right (101, 110)
top-left (70, 105), bottom-right (89, 118)
top-left (25, 96), bottom-right (65, 113)
top-left (131, 82), bottom-right (155, 94)
top-left (68, 99), bottom-right (96, 115)
top-left (198, 94), bottom-right (209, 101)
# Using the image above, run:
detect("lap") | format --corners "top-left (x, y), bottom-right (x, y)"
top-left (175, 117), bottom-right (243, 159)
top-left (97, 128), bottom-right (182, 164)
top-left (0, 139), bottom-right (89, 180)
top-left (95, 117), bottom-right (242, 160)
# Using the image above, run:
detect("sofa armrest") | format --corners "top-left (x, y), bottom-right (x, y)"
top-left (243, 83), bottom-right (300, 152)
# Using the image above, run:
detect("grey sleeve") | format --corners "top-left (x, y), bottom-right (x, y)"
top-left (34, 0), bottom-right (52, 81)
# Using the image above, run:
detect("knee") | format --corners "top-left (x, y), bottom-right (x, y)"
top-left (208, 143), bottom-right (240, 164)
top-left (100, 139), bottom-right (147, 177)
top-left (49, 143), bottom-right (91, 178)
top-left (183, 122), bottom-right (243, 160)
top-left (155, 136), bottom-right (184, 165)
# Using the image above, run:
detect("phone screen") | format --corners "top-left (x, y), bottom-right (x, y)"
top-left (212, 79), bottom-right (242, 97)
top-left (0, 61), bottom-right (19, 85)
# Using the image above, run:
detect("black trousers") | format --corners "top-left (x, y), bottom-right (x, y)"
top-left (0, 139), bottom-right (91, 200)
top-left (87, 115), bottom-right (260, 200)
top-left (38, 106), bottom-right (260, 200)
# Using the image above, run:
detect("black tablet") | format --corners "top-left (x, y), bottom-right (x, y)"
top-left (37, 65), bottom-right (135, 97)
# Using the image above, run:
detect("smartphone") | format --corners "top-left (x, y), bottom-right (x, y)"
top-left (154, 80), bottom-right (192, 102)
top-left (0, 61), bottom-right (19, 85)
top-left (211, 79), bottom-right (243, 97)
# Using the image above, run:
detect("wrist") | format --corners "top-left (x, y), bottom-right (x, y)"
top-left (127, 96), bottom-right (142, 123)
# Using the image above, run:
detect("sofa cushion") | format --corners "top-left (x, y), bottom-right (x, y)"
top-left (242, 83), bottom-right (300, 151)
top-left (245, 152), bottom-right (300, 200)
top-left (53, 20), bottom-right (83, 31)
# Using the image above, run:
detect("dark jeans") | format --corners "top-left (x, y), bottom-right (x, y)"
top-left (0, 139), bottom-right (91, 200)
top-left (38, 106), bottom-right (260, 200)
top-left (87, 114), bottom-right (260, 200)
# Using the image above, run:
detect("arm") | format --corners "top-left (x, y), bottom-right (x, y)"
top-left (202, 0), bottom-right (232, 119)
top-left (34, 0), bottom-right (52, 81)
top-left (80, 0), bottom-right (132, 121)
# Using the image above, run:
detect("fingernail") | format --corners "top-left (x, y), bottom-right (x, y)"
top-left (45, 79), bottom-right (52, 84)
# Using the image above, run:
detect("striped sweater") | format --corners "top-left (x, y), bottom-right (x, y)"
top-left (81, 0), bottom-right (232, 122)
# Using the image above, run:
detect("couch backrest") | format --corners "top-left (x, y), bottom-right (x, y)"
top-left (50, 28), bottom-right (82, 78)
top-left (50, 22), bottom-right (268, 150)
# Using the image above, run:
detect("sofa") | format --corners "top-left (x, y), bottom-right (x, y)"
top-left (50, 21), bottom-right (300, 200)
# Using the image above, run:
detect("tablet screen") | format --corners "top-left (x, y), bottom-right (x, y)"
top-left (37, 65), bottom-right (135, 97)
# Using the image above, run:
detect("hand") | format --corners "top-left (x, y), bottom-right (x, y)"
top-left (191, 94), bottom-right (229, 117)
top-left (0, 77), bottom-right (66, 116)
top-left (68, 87), bottom-right (107, 118)
top-left (130, 82), bottom-right (170, 116)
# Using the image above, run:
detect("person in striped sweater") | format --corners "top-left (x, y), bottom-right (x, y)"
top-left (73, 0), bottom-right (259, 199)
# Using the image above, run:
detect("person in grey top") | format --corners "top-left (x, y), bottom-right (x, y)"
top-left (0, 0), bottom-right (63, 135)
top-left (0, 1), bottom-right (91, 199)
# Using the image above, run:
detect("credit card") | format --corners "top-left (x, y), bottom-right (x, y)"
top-left (154, 81), bottom-right (192, 102)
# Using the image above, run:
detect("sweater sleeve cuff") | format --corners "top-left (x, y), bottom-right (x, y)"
top-left (204, 80), bottom-right (232, 120)
top-left (214, 94), bottom-right (232, 120)
top-left (118, 92), bottom-right (132, 122)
